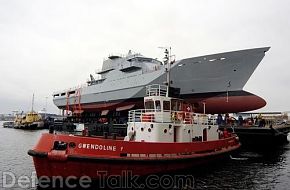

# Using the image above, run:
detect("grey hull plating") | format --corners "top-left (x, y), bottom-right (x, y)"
top-left (53, 47), bottom-right (269, 113)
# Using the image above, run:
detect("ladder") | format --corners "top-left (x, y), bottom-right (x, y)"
top-left (73, 88), bottom-right (82, 117)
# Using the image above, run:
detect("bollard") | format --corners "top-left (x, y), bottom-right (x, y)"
top-left (103, 132), bottom-right (108, 139)
top-left (112, 133), bottom-right (117, 140)
top-left (49, 125), bottom-right (54, 134)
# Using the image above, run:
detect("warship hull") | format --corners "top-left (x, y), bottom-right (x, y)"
top-left (53, 47), bottom-right (269, 114)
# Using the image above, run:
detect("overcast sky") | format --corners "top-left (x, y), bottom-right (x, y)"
top-left (0, 0), bottom-right (290, 114)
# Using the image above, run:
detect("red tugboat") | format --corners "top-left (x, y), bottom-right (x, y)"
top-left (28, 84), bottom-right (240, 179)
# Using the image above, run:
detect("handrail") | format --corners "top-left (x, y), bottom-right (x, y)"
top-left (146, 84), bottom-right (168, 97)
top-left (128, 109), bottom-right (217, 125)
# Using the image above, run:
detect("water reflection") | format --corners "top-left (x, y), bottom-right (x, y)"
top-left (0, 122), bottom-right (289, 190)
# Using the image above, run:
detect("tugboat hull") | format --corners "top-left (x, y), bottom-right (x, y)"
top-left (28, 133), bottom-right (240, 178)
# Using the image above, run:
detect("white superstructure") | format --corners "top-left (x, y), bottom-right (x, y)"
top-left (125, 84), bottom-right (219, 143)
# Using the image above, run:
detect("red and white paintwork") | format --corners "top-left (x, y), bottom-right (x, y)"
top-left (28, 85), bottom-right (240, 178)
top-left (29, 134), bottom-right (239, 178)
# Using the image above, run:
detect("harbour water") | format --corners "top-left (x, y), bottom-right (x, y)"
top-left (0, 121), bottom-right (290, 189)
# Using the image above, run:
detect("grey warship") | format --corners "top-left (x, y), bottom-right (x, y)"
top-left (53, 47), bottom-right (269, 115)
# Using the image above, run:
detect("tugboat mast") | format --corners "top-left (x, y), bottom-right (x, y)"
top-left (161, 47), bottom-right (172, 97)
top-left (31, 93), bottom-right (35, 112)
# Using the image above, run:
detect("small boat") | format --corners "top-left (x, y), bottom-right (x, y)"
top-left (28, 84), bottom-right (240, 180)
top-left (14, 111), bottom-right (44, 129)
top-left (2, 121), bottom-right (14, 128)
top-left (14, 94), bottom-right (44, 130)
top-left (219, 112), bottom-right (290, 148)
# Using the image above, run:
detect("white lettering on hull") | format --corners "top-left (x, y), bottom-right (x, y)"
top-left (78, 143), bottom-right (116, 152)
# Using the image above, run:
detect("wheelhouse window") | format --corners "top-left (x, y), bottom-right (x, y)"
top-left (155, 100), bottom-right (161, 112)
top-left (171, 100), bottom-right (182, 111)
top-left (145, 99), bottom-right (154, 111)
top-left (68, 91), bottom-right (75, 95)
top-left (177, 101), bottom-right (182, 111)
top-left (171, 100), bottom-right (177, 111)
top-left (163, 101), bottom-right (170, 112)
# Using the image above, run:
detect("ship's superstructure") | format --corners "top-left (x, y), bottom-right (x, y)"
top-left (53, 47), bottom-right (270, 118)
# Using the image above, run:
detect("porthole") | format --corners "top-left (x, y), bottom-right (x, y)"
top-left (169, 124), bottom-right (172, 129)
top-left (150, 124), bottom-right (154, 128)
top-left (69, 142), bottom-right (76, 148)
top-left (141, 128), bottom-right (144, 132)
top-left (148, 128), bottom-right (151, 132)
top-left (188, 130), bottom-right (190, 134)
top-left (164, 129), bottom-right (168, 133)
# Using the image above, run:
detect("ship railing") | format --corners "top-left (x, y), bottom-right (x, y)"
top-left (171, 112), bottom-right (216, 125)
top-left (192, 114), bottom-right (217, 125)
top-left (146, 84), bottom-right (168, 97)
top-left (128, 109), bottom-right (216, 125)
top-left (128, 109), bottom-right (171, 123)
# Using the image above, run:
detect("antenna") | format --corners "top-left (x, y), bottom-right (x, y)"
top-left (158, 46), bottom-right (172, 97)
top-left (31, 93), bottom-right (35, 112)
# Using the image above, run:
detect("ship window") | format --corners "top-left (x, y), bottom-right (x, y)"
top-left (171, 100), bottom-right (181, 111)
top-left (163, 101), bottom-right (170, 112)
top-left (136, 57), bottom-right (153, 62)
top-left (155, 100), bottom-right (161, 112)
top-left (68, 91), bottom-right (75, 95)
top-left (53, 94), bottom-right (59, 97)
top-left (177, 101), bottom-right (182, 111)
top-left (209, 57), bottom-right (226, 62)
top-left (61, 93), bottom-right (66, 96)
top-left (145, 100), bottom-right (154, 111)
top-left (171, 100), bottom-right (178, 111)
